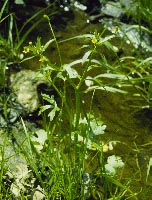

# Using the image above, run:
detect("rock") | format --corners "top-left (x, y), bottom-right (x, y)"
top-left (120, 0), bottom-right (136, 13)
top-left (101, 1), bottom-right (124, 18)
top-left (0, 129), bottom-right (29, 195)
top-left (7, 107), bottom-right (20, 123)
top-left (10, 70), bottom-right (49, 113)
top-left (102, 19), bottom-right (152, 52)
top-left (0, 122), bottom-right (46, 198)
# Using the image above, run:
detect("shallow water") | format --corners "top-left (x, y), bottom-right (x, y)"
top-left (23, 9), bottom-right (152, 198)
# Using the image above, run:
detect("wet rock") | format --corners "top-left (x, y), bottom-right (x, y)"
top-left (0, 108), bottom-right (19, 127)
top-left (7, 107), bottom-right (20, 123)
top-left (101, 1), bottom-right (124, 19)
top-left (123, 26), bottom-right (152, 51)
top-left (120, 0), bottom-right (136, 11)
top-left (98, 0), bottom-right (152, 53)
top-left (0, 129), bottom-right (28, 187)
top-left (102, 20), bottom-right (152, 52)
top-left (10, 70), bottom-right (49, 113)
top-left (99, 0), bottom-right (136, 20)
top-left (0, 124), bottom-right (45, 198)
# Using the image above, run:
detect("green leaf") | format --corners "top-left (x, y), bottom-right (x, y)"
top-left (99, 35), bottom-right (115, 44)
top-left (0, 0), bottom-right (9, 21)
top-left (39, 105), bottom-right (52, 115)
top-left (64, 64), bottom-right (80, 79)
top-left (39, 94), bottom-right (60, 121)
top-left (103, 41), bottom-right (117, 53)
top-left (43, 39), bottom-right (55, 51)
top-left (95, 73), bottom-right (129, 80)
top-left (20, 56), bottom-right (36, 63)
top-left (85, 85), bottom-right (127, 94)
top-left (48, 106), bottom-right (59, 121)
top-left (104, 86), bottom-right (127, 93)
top-left (14, 0), bottom-right (24, 4)
top-left (82, 50), bottom-right (91, 64)
top-left (64, 60), bottom-right (82, 68)
top-left (31, 129), bottom-right (47, 152)
top-left (137, 57), bottom-right (152, 67)
top-left (59, 34), bottom-right (93, 43)
top-left (41, 94), bottom-right (55, 104)
top-left (146, 157), bottom-right (152, 182)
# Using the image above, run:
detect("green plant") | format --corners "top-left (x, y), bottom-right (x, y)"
top-left (136, 0), bottom-right (152, 30)
top-left (116, 55), bottom-right (152, 107)
top-left (18, 15), bottom-right (139, 199)
top-left (101, 1), bottom-right (152, 107)
top-left (2, 1), bottom-right (151, 198)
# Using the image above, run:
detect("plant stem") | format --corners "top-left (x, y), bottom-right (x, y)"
top-left (47, 19), bottom-right (62, 68)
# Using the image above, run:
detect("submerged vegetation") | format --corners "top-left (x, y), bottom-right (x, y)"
top-left (0, 0), bottom-right (152, 199)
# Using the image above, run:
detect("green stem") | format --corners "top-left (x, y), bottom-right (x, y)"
top-left (75, 48), bottom-right (95, 128)
top-left (47, 18), bottom-right (62, 68)
top-left (74, 48), bottom-right (96, 164)
top-left (50, 81), bottom-right (73, 128)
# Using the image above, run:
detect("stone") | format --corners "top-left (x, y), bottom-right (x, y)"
top-left (102, 19), bottom-right (152, 52)
top-left (10, 70), bottom-right (49, 113)
top-left (101, 1), bottom-right (124, 18)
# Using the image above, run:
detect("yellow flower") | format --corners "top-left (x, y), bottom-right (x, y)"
top-left (113, 26), bottom-right (119, 34)
top-left (91, 38), bottom-right (98, 44)
top-left (23, 47), bottom-right (30, 54)
top-left (39, 57), bottom-right (45, 62)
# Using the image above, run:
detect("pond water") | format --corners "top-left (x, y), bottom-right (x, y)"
top-left (22, 9), bottom-right (152, 198)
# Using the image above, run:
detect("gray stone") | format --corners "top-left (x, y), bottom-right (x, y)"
top-left (10, 70), bottom-right (49, 113)
top-left (120, 0), bottom-right (136, 12)
top-left (101, 1), bottom-right (124, 18)
top-left (102, 20), bottom-right (152, 52)
top-left (7, 107), bottom-right (20, 123)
